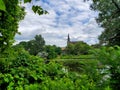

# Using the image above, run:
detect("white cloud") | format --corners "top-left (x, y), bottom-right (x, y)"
top-left (16, 0), bottom-right (104, 47)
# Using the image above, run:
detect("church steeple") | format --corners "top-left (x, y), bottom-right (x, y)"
top-left (67, 34), bottom-right (70, 45)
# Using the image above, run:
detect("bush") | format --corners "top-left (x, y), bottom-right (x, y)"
top-left (0, 46), bottom-right (114, 90)
top-left (66, 41), bottom-right (91, 55)
top-left (93, 46), bottom-right (120, 90)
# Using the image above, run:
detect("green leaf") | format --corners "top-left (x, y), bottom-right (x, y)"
top-left (32, 5), bottom-right (48, 15)
top-left (24, 0), bottom-right (32, 3)
top-left (32, 6), bottom-right (37, 13)
top-left (4, 77), bottom-right (9, 83)
top-left (0, 0), bottom-right (6, 12)
top-left (38, 9), bottom-right (43, 15)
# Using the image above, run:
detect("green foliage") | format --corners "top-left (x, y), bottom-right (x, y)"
top-left (91, 0), bottom-right (120, 46)
top-left (17, 34), bottom-right (45, 55)
top-left (0, 0), bottom-right (25, 54)
top-left (0, 0), bottom-right (48, 15)
top-left (32, 5), bottom-right (48, 15)
top-left (1, 46), bottom-right (115, 90)
top-left (1, 0), bottom-right (119, 90)
top-left (0, 0), bottom-right (47, 56)
top-left (0, 0), bottom-right (6, 12)
top-left (66, 41), bottom-right (91, 55)
top-left (56, 53), bottom-right (112, 89)
top-left (61, 59), bottom-right (99, 75)
top-left (0, 47), bottom-right (63, 89)
top-left (24, 0), bottom-right (48, 15)
top-left (93, 46), bottom-right (120, 90)
top-left (24, 0), bottom-right (32, 3)
top-left (66, 43), bottom-right (74, 55)
top-left (0, 46), bottom-right (100, 90)
top-left (45, 45), bottom-right (62, 59)
top-left (17, 36), bottom-right (61, 59)
top-left (22, 74), bottom-right (97, 90)
top-left (60, 55), bottom-right (93, 59)
top-left (38, 74), bottom-right (97, 90)
top-left (91, 43), bottom-right (101, 48)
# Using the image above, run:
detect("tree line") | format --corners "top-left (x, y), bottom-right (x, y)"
top-left (15, 34), bottom-right (92, 59)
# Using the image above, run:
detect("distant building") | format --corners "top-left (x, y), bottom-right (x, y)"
top-left (67, 34), bottom-right (80, 46)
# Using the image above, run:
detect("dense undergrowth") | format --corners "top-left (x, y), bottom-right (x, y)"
top-left (0, 46), bottom-right (120, 90)
top-left (0, 47), bottom-right (97, 90)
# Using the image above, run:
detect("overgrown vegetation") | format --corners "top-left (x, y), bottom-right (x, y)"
top-left (16, 35), bottom-right (62, 59)
top-left (66, 41), bottom-right (91, 55)
top-left (56, 46), bottom-right (120, 90)
top-left (93, 46), bottom-right (120, 90)
top-left (0, 47), bottom-right (101, 90)
top-left (17, 34), bottom-right (45, 55)
top-left (91, 0), bottom-right (120, 46)
top-left (0, 0), bottom-right (120, 90)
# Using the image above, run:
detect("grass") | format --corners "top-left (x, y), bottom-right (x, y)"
top-left (52, 54), bottom-right (99, 74)
top-left (58, 54), bottom-right (94, 59)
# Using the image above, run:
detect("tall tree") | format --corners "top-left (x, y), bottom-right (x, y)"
top-left (91, 0), bottom-right (120, 46)
top-left (0, 0), bottom-right (25, 54)
top-left (19, 34), bottom-right (45, 55)
top-left (0, 0), bottom-right (47, 55)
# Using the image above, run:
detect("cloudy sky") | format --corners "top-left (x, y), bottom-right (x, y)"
top-left (16, 0), bottom-right (104, 47)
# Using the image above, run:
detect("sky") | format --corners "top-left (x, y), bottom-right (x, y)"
top-left (15, 0), bottom-right (104, 47)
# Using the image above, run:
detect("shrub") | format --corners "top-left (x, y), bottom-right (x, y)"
top-left (93, 46), bottom-right (120, 90)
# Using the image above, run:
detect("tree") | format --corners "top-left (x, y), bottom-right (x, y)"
top-left (0, 0), bottom-right (48, 15)
top-left (66, 41), bottom-right (90, 55)
top-left (0, 0), bottom-right (47, 55)
top-left (66, 43), bottom-right (75, 55)
top-left (52, 45), bottom-right (62, 55)
top-left (74, 41), bottom-right (90, 55)
top-left (91, 0), bottom-right (120, 46)
top-left (45, 45), bottom-right (61, 59)
top-left (18, 34), bottom-right (45, 55)
top-left (0, 0), bottom-right (25, 55)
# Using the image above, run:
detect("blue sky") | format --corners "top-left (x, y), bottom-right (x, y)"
top-left (16, 0), bottom-right (103, 47)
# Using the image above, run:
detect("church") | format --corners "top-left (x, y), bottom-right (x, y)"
top-left (67, 34), bottom-right (80, 46)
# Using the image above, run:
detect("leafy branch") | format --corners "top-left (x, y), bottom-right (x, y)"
top-left (0, 0), bottom-right (48, 15)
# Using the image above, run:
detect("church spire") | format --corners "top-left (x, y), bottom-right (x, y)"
top-left (67, 34), bottom-right (70, 45)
